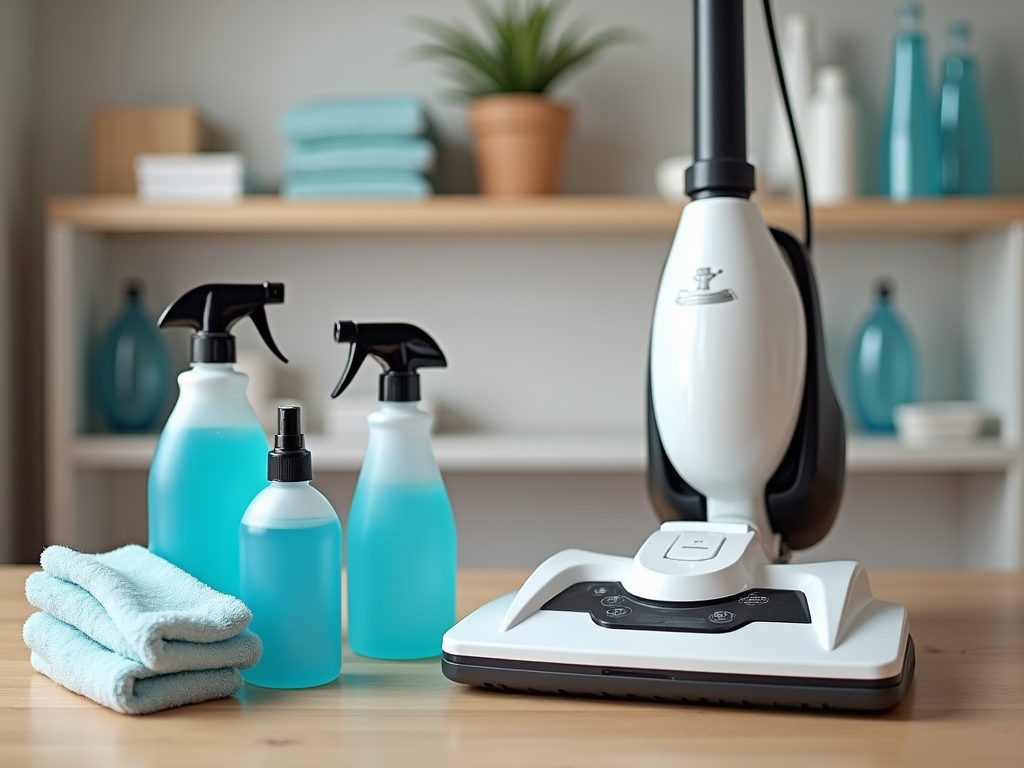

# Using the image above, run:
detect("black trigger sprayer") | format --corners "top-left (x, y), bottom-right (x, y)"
top-left (158, 282), bottom-right (288, 364)
top-left (331, 321), bottom-right (447, 401)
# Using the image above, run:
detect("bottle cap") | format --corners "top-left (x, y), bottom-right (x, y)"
top-left (785, 13), bottom-right (812, 43)
top-left (815, 66), bottom-right (847, 96)
top-left (948, 22), bottom-right (970, 51)
top-left (898, 3), bottom-right (921, 31)
top-left (268, 406), bottom-right (312, 482)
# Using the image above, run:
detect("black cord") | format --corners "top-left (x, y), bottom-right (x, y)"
top-left (762, 0), bottom-right (812, 253)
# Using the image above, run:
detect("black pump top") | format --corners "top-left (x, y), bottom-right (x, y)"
top-left (158, 283), bottom-right (287, 364)
top-left (331, 321), bottom-right (447, 402)
top-left (268, 406), bottom-right (312, 482)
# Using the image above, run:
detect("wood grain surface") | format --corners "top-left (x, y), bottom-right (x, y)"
top-left (46, 194), bottom-right (1024, 236)
top-left (1, 566), bottom-right (1021, 767)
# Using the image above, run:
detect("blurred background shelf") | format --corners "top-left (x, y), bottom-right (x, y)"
top-left (47, 195), bottom-right (1024, 236)
top-left (72, 433), bottom-right (1015, 474)
top-left (47, 195), bottom-right (1024, 570)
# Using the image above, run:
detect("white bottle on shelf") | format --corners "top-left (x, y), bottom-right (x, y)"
top-left (807, 66), bottom-right (859, 205)
top-left (762, 14), bottom-right (814, 197)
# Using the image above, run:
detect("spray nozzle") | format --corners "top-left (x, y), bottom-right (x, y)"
top-left (331, 321), bottom-right (447, 402)
top-left (268, 405), bottom-right (312, 482)
top-left (158, 282), bottom-right (288, 364)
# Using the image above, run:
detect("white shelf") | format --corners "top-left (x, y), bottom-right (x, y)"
top-left (846, 436), bottom-right (1017, 472)
top-left (72, 433), bottom-right (1016, 474)
top-left (71, 433), bottom-right (648, 473)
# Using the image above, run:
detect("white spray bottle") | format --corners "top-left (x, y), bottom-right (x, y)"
top-left (331, 321), bottom-right (456, 659)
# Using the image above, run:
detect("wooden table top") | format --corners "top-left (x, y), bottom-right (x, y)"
top-left (1, 566), bottom-right (1022, 767)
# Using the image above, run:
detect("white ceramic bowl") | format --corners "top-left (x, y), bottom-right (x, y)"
top-left (894, 401), bottom-right (986, 444)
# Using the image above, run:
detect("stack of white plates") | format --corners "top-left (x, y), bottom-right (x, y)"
top-left (894, 402), bottom-right (986, 443)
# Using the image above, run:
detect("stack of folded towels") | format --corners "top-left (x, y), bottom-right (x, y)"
top-left (24, 545), bottom-right (262, 715)
top-left (280, 96), bottom-right (437, 199)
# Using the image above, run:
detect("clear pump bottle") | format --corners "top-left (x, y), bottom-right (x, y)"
top-left (331, 321), bottom-right (456, 659)
top-left (240, 406), bottom-right (342, 688)
top-left (149, 283), bottom-right (288, 596)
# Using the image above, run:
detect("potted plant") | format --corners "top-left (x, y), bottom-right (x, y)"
top-left (413, 0), bottom-right (631, 195)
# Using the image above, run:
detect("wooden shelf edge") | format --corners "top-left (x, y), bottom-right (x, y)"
top-left (71, 433), bottom-right (1017, 474)
top-left (46, 195), bottom-right (1024, 236)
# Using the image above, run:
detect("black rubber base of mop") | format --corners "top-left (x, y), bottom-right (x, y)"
top-left (441, 636), bottom-right (915, 712)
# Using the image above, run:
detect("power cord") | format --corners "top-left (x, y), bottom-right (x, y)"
top-left (762, 0), bottom-right (813, 253)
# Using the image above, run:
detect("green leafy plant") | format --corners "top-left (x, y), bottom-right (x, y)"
top-left (411, 0), bottom-right (632, 99)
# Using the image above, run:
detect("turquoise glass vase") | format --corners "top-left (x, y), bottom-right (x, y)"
top-left (850, 281), bottom-right (917, 433)
top-left (93, 282), bottom-right (171, 432)
top-left (880, 3), bottom-right (940, 200)
top-left (939, 22), bottom-right (992, 195)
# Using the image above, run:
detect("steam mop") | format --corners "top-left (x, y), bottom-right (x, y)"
top-left (441, 0), bottom-right (915, 710)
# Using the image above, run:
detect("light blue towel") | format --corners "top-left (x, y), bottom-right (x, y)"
top-left (24, 612), bottom-right (243, 715)
top-left (281, 96), bottom-right (428, 142)
top-left (285, 137), bottom-right (437, 173)
top-left (282, 170), bottom-right (432, 200)
top-left (26, 545), bottom-right (261, 674)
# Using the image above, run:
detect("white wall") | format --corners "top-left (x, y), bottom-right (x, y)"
top-left (33, 0), bottom-right (1024, 198)
top-left (0, 0), bottom-right (34, 563)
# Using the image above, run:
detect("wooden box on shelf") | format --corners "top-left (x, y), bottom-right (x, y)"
top-left (91, 106), bottom-right (206, 194)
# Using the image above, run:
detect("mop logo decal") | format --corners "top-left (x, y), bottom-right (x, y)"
top-left (676, 267), bottom-right (737, 306)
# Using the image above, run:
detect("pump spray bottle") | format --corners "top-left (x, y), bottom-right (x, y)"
top-left (331, 321), bottom-right (456, 659)
top-left (240, 406), bottom-right (341, 688)
top-left (150, 283), bottom-right (287, 596)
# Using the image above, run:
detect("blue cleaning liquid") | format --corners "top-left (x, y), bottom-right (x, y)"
top-left (148, 426), bottom-right (269, 596)
top-left (346, 481), bottom-right (457, 659)
top-left (240, 520), bottom-right (342, 688)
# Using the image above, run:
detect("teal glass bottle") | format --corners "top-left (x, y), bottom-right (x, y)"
top-left (850, 281), bottom-right (917, 433)
top-left (939, 22), bottom-right (992, 195)
top-left (92, 281), bottom-right (170, 432)
top-left (880, 3), bottom-right (940, 200)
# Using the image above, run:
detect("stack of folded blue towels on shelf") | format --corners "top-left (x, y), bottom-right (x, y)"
top-left (23, 545), bottom-right (262, 715)
top-left (280, 96), bottom-right (437, 199)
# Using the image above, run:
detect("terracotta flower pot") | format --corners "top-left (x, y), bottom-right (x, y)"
top-left (468, 94), bottom-right (573, 195)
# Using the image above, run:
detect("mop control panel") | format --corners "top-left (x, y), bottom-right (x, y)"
top-left (542, 582), bottom-right (810, 634)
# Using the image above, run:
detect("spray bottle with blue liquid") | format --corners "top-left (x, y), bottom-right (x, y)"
top-left (240, 405), bottom-right (341, 688)
top-left (149, 283), bottom-right (287, 596)
top-left (332, 321), bottom-right (456, 659)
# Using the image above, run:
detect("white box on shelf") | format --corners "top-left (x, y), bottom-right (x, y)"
top-left (894, 401), bottom-right (987, 443)
top-left (134, 153), bottom-right (243, 203)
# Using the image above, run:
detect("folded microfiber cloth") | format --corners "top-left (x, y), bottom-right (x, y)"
top-left (282, 169), bottom-right (432, 199)
top-left (285, 136), bottom-right (437, 173)
top-left (25, 545), bottom-right (261, 674)
top-left (24, 612), bottom-right (243, 715)
top-left (281, 96), bottom-right (429, 142)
